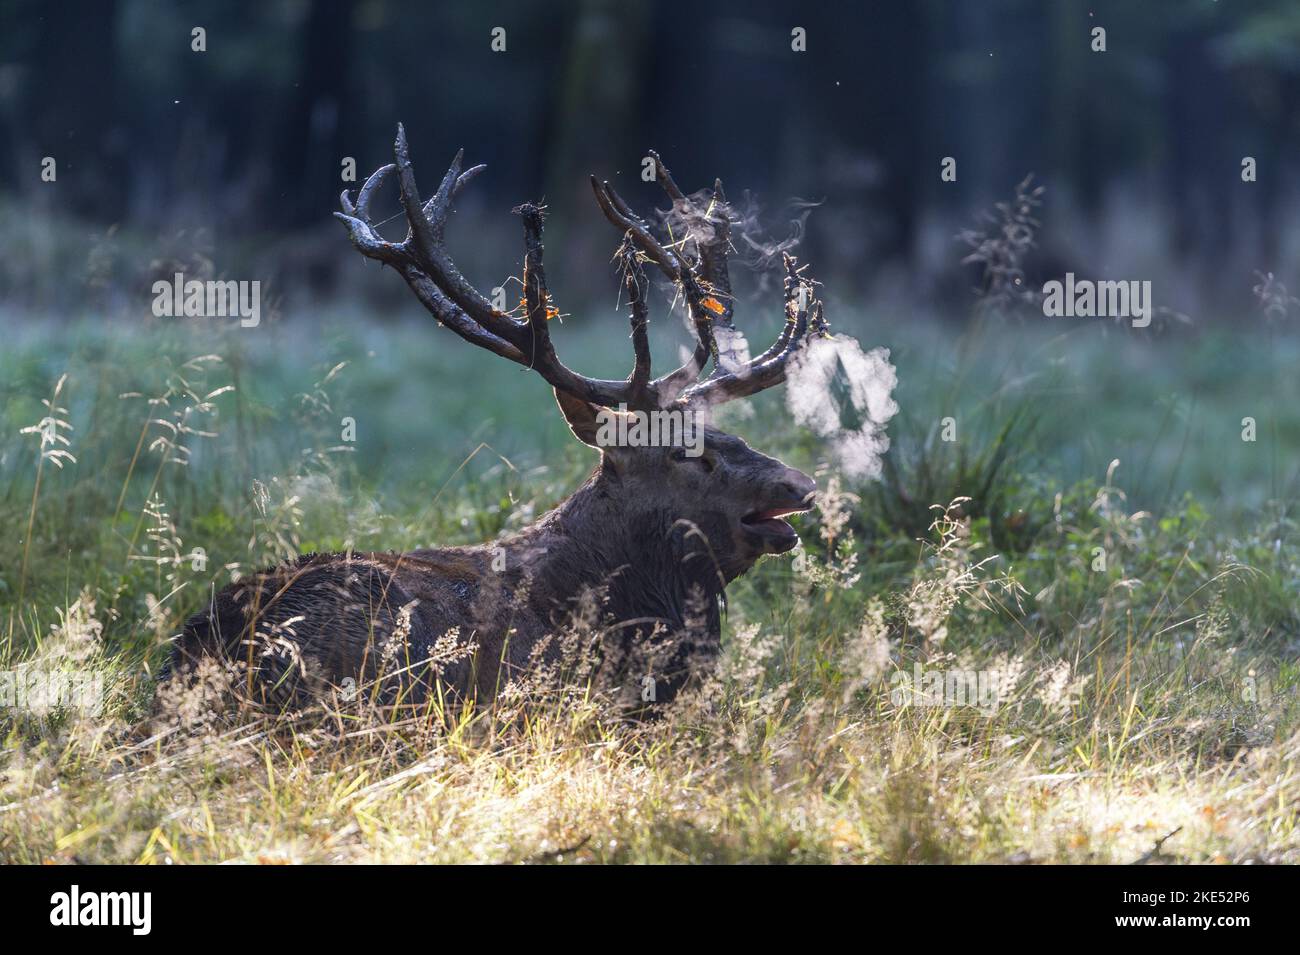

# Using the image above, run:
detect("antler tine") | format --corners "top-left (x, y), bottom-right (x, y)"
top-left (589, 172), bottom-right (718, 397)
top-left (682, 253), bottom-right (828, 406)
top-left (393, 124), bottom-right (441, 264)
top-left (748, 253), bottom-right (808, 364)
top-left (698, 178), bottom-right (735, 329)
top-left (334, 211), bottom-right (405, 267)
top-left (427, 164), bottom-right (487, 217)
top-left (356, 163), bottom-right (396, 221)
top-left (590, 176), bottom-right (684, 280)
top-left (647, 152), bottom-right (735, 332)
top-left (421, 144), bottom-right (467, 242)
top-left (618, 233), bottom-right (653, 400)
top-left (649, 150), bottom-right (687, 203)
top-left (647, 152), bottom-right (734, 357)
top-left (516, 202), bottom-right (559, 371)
top-left (335, 160), bottom-right (403, 265)
top-left (622, 153), bottom-right (735, 390)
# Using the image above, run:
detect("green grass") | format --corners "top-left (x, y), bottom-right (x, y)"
top-left (0, 307), bottom-right (1297, 863)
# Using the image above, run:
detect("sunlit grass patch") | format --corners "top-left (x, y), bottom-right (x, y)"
top-left (0, 315), bottom-right (1297, 863)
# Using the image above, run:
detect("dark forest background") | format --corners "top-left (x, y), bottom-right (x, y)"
top-left (2, 0), bottom-right (1299, 321)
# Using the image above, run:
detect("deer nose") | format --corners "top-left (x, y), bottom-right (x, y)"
top-left (779, 470), bottom-right (817, 507)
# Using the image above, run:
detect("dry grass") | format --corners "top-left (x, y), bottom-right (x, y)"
top-left (1, 319), bottom-right (1297, 864)
top-left (2, 490), bottom-right (1297, 864)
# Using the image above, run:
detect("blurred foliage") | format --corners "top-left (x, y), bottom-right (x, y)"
top-left (3, 0), bottom-right (1300, 315)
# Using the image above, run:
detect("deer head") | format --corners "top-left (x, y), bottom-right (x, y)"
top-left (335, 126), bottom-right (827, 585)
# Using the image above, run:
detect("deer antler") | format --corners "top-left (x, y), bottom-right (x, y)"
top-left (336, 125), bottom-right (828, 411)
top-left (679, 252), bottom-right (830, 406)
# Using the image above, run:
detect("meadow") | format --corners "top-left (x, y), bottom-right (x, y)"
top-left (0, 295), bottom-right (1297, 864)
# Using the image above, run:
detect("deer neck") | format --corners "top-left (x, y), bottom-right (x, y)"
top-left (513, 465), bottom-right (729, 632)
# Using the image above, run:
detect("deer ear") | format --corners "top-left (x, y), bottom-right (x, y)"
top-left (554, 389), bottom-right (605, 448)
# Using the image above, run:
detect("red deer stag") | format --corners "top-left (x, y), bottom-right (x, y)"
top-left (164, 125), bottom-right (827, 712)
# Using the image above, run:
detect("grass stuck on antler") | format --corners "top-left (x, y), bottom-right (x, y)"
top-left (335, 125), bottom-right (830, 412)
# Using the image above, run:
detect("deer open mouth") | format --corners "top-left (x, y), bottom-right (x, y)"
top-left (741, 502), bottom-right (814, 548)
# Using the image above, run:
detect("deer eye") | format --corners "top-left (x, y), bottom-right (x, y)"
top-left (670, 448), bottom-right (715, 472)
